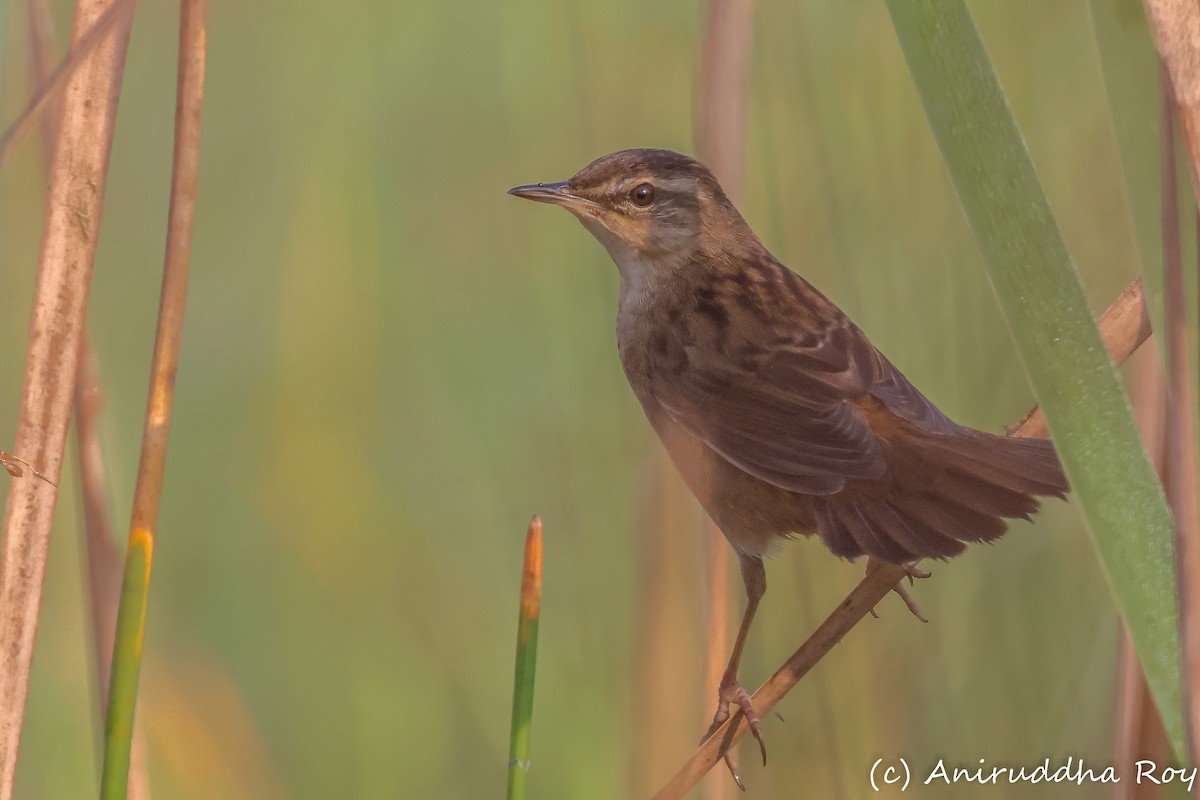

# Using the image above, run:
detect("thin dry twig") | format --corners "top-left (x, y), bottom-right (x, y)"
top-left (1158, 67), bottom-right (1200, 772)
top-left (100, 0), bottom-right (205, 793)
top-left (0, 0), bottom-right (135, 794)
top-left (651, 278), bottom-right (1153, 799)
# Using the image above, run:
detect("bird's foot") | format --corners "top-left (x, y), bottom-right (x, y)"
top-left (702, 675), bottom-right (767, 780)
top-left (867, 559), bottom-right (930, 623)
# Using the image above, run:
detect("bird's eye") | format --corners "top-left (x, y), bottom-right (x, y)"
top-left (630, 183), bottom-right (655, 207)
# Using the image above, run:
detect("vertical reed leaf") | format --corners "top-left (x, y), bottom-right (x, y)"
top-left (507, 516), bottom-right (543, 800)
top-left (885, 0), bottom-right (1183, 753)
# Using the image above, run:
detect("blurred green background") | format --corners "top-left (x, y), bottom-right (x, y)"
top-left (0, 0), bottom-right (1181, 797)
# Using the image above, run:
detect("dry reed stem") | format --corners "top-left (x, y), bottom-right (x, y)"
top-left (22, 5), bottom-right (152, 793)
top-left (1158, 69), bottom-right (1200, 774)
top-left (631, 455), bottom-right (705, 794)
top-left (696, 0), bottom-right (755, 204)
top-left (72, 341), bottom-right (121, 697)
top-left (0, 0), bottom-right (134, 794)
top-left (695, 2), bottom-right (755, 791)
top-left (1115, 630), bottom-right (1173, 800)
top-left (1142, 0), bottom-right (1200, 201)
top-left (0, 0), bottom-right (135, 168)
top-left (100, 0), bottom-right (204, 792)
top-left (122, 0), bottom-right (204, 603)
top-left (699, 522), bottom-right (732, 798)
top-left (1113, 341), bottom-right (1171, 800)
top-left (651, 278), bottom-right (1153, 799)
top-left (26, 0), bottom-right (62, 152)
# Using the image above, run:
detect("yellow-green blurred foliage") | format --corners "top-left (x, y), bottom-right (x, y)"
top-left (0, 0), bottom-right (1182, 797)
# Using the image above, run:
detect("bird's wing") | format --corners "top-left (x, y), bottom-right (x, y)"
top-left (867, 350), bottom-right (959, 435)
top-left (649, 310), bottom-right (889, 495)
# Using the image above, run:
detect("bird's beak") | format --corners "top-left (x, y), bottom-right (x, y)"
top-left (507, 181), bottom-right (590, 209)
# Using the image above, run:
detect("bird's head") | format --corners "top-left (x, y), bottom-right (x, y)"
top-left (509, 148), bottom-right (753, 288)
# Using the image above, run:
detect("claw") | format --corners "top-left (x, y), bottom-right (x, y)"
top-left (722, 752), bottom-right (746, 791)
top-left (703, 678), bottom-right (769, 777)
top-left (867, 559), bottom-right (931, 623)
top-left (905, 564), bottom-right (932, 581)
top-left (894, 563), bottom-right (931, 622)
top-left (891, 581), bottom-right (928, 623)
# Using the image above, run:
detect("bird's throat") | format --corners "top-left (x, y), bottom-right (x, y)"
top-left (577, 215), bottom-right (657, 295)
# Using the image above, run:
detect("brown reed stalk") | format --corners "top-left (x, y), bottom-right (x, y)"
top-left (72, 341), bottom-right (121, 700)
top-left (0, 1), bottom-right (135, 795)
top-left (698, 522), bottom-right (733, 797)
top-left (696, 0), bottom-right (755, 201)
top-left (630, 455), bottom-right (705, 794)
top-left (26, 0), bottom-right (61, 151)
top-left (1114, 341), bottom-right (1171, 800)
top-left (0, 0), bottom-right (135, 168)
top-left (1142, 0), bottom-right (1200, 200)
top-left (695, 2), bottom-right (755, 791)
top-left (1157, 66), bottom-right (1200, 773)
top-left (22, 6), bottom-right (153, 794)
top-left (100, 0), bottom-right (205, 794)
top-left (651, 277), bottom-right (1154, 799)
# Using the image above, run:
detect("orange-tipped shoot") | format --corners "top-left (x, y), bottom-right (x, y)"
top-left (507, 516), bottom-right (543, 800)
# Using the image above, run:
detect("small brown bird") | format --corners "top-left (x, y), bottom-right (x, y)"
top-left (509, 148), bottom-right (1067, 766)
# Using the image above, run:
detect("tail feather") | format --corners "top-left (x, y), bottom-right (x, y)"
top-left (830, 502), bottom-right (914, 563)
top-left (814, 500), bottom-right (858, 559)
top-left (813, 429), bottom-right (1068, 563)
top-left (859, 498), bottom-right (966, 559)
top-left (891, 492), bottom-right (1009, 545)
top-left (931, 469), bottom-right (1039, 520)
top-left (918, 432), bottom-right (1068, 498)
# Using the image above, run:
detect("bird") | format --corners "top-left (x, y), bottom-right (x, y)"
top-left (508, 148), bottom-right (1068, 772)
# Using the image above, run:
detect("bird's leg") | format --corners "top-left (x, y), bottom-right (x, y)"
top-left (702, 555), bottom-right (768, 770)
top-left (866, 558), bottom-right (930, 623)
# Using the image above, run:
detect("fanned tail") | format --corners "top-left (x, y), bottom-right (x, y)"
top-left (813, 430), bottom-right (1068, 563)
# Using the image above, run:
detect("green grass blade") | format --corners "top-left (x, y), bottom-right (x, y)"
top-left (99, 533), bottom-right (152, 800)
top-left (507, 516), bottom-right (543, 800)
top-left (885, 0), bottom-right (1183, 754)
